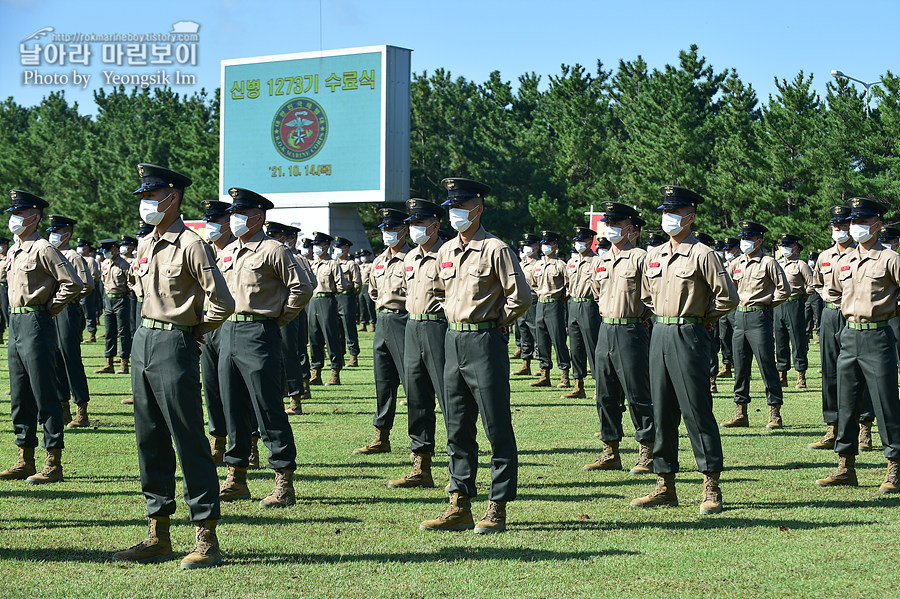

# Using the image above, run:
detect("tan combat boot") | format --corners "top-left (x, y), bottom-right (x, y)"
top-left (388, 452), bottom-right (435, 488)
top-left (420, 492), bottom-right (475, 531)
top-left (766, 405), bottom-right (783, 430)
top-left (721, 403), bottom-right (749, 428)
top-left (859, 421), bottom-right (874, 451)
top-left (808, 423), bottom-right (837, 450)
top-left (778, 370), bottom-right (789, 387)
top-left (260, 468), bottom-right (296, 508)
top-left (353, 427), bottom-right (391, 454)
top-left (716, 363), bottom-right (733, 378)
top-left (358, 323), bottom-right (367, 332)
top-left (113, 516), bottom-right (173, 563)
top-left (369, 324), bottom-right (376, 332)
top-left (583, 441), bottom-right (622, 471)
top-left (67, 403), bottom-right (90, 428)
top-left (347, 355), bottom-right (358, 367)
top-left (26, 448), bottom-right (63, 484)
top-left (631, 473), bottom-right (678, 508)
top-left (511, 346), bottom-right (522, 359)
top-left (121, 397), bottom-right (134, 405)
top-left (699, 472), bottom-right (723, 515)
top-left (0, 446), bottom-right (36, 480)
top-left (116, 358), bottom-right (129, 374)
top-left (248, 435), bottom-right (260, 469)
top-left (557, 369), bottom-right (571, 389)
top-left (796, 371), bottom-right (807, 389)
top-left (309, 368), bottom-right (323, 386)
top-left (815, 454), bottom-right (858, 487)
top-left (474, 500), bottom-right (507, 534)
top-left (562, 378), bottom-right (586, 399)
top-left (285, 395), bottom-right (303, 416)
top-left (180, 520), bottom-right (222, 569)
top-left (209, 435), bottom-right (226, 466)
top-left (219, 465), bottom-right (251, 501)
top-left (61, 401), bottom-right (72, 426)
top-left (300, 380), bottom-right (311, 400)
top-left (513, 358), bottom-right (532, 376)
top-left (530, 369), bottom-right (551, 387)
top-left (325, 369), bottom-right (341, 386)
top-left (84, 331), bottom-right (96, 343)
top-left (710, 376), bottom-right (718, 393)
top-left (94, 357), bottom-right (115, 374)
top-left (630, 442), bottom-right (654, 475)
top-left (879, 459), bottom-right (900, 494)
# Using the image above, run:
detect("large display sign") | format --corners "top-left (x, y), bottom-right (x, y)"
top-left (220, 45), bottom-right (410, 205)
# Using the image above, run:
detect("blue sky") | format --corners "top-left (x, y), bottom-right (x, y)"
top-left (2, 0), bottom-right (898, 114)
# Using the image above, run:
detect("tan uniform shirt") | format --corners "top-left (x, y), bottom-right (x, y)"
top-left (369, 244), bottom-right (410, 311)
top-left (835, 243), bottom-right (900, 323)
top-left (814, 244), bottom-right (850, 305)
top-left (61, 247), bottom-right (95, 300)
top-left (778, 256), bottom-right (814, 298)
top-left (567, 251), bottom-right (596, 300)
top-left (135, 219), bottom-right (234, 334)
top-left (83, 254), bottom-right (101, 281)
top-left (311, 256), bottom-right (346, 294)
top-left (533, 254), bottom-right (568, 300)
top-left (220, 230), bottom-right (312, 326)
top-left (359, 261), bottom-right (373, 286)
top-left (0, 253), bottom-right (8, 284)
top-left (292, 251), bottom-right (316, 299)
top-left (521, 257), bottom-right (539, 299)
top-left (728, 252), bottom-right (790, 308)
top-left (100, 255), bottom-right (133, 296)
top-left (644, 234), bottom-right (739, 322)
top-left (403, 239), bottom-right (445, 316)
top-left (434, 226), bottom-right (532, 326)
top-left (591, 244), bottom-right (651, 320)
top-left (339, 258), bottom-right (363, 296)
top-left (7, 231), bottom-right (83, 314)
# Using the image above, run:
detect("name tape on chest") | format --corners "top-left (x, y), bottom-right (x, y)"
top-left (822, 262), bottom-right (831, 267)
top-left (406, 266), bottom-right (413, 272)
top-left (734, 268), bottom-right (742, 274)
top-left (223, 256), bottom-right (232, 262)
top-left (441, 261), bottom-right (453, 268)
top-left (840, 265), bottom-right (851, 271)
top-left (375, 264), bottom-right (385, 270)
top-left (649, 262), bottom-right (660, 268)
top-left (596, 266), bottom-right (606, 272)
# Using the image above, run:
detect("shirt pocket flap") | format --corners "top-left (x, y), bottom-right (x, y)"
top-left (675, 267), bottom-right (696, 279)
top-left (160, 263), bottom-right (182, 278)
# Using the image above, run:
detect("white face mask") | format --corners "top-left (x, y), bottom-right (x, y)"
top-left (779, 246), bottom-right (793, 259)
top-left (661, 212), bottom-right (687, 236)
top-left (832, 229), bottom-right (850, 244)
top-left (715, 250), bottom-right (725, 258)
top-left (49, 232), bottom-right (65, 247)
top-left (449, 207), bottom-right (475, 233)
top-left (540, 244), bottom-right (554, 256)
top-left (119, 245), bottom-right (130, 255)
top-left (574, 241), bottom-right (589, 253)
top-left (382, 230), bottom-right (402, 247)
top-left (300, 246), bottom-right (311, 257)
top-left (522, 245), bottom-right (535, 257)
top-left (807, 260), bottom-right (816, 269)
top-left (139, 194), bottom-right (171, 226)
top-left (724, 251), bottom-right (736, 262)
top-left (598, 248), bottom-right (610, 255)
top-left (739, 239), bottom-right (757, 254)
top-left (359, 255), bottom-right (367, 263)
top-left (230, 213), bottom-right (250, 238)
top-left (102, 249), bottom-right (114, 260)
top-left (7, 214), bottom-right (29, 235)
top-left (604, 226), bottom-right (625, 244)
top-left (331, 247), bottom-right (343, 259)
top-left (409, 225), bottom-right (431, 245)
top-left (313, 245), bottom-right (325, 257)
top-left (850, 223), bottom-right (874, 243)
top-left (76, 246), bottom-right (85, 254)
top-left (204, 222), bottom-right (223, 242)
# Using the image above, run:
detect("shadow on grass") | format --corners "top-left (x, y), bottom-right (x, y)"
top-left (514, 516), bottom-right (875, 532)
top-left (0, 488), bottom-right (138, 500)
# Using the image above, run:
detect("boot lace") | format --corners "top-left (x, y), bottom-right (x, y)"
top-left (192, 524), bottom-right (213, 555)
top-left (637, 445), bottom-right (652, 465)
top-left (482, 501), bottom-right (503, 523)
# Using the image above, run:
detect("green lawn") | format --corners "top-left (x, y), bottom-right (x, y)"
top-left (0, 324), bottom-right (896, 599)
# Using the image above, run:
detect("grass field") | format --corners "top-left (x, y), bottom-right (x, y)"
top-left (0, 324), bottom-right (896, 599)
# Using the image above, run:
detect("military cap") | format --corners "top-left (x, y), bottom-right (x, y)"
top-left (359, 248), bottom-right (373, 256)
top-left (808, 251), bottom-right (820, 261)
top-left (541, 230), bottom-right (561, 244)
top-left (300, 237), bottom-right (314, 248)
top-left (722, 237), bottom-right (740, 249)
top-left (440, 178), bottom-right (491, 206)
top-left (829, 205), bottom-right (852, 224)
top-left (377, 208), bottom-right (408, 229)
top-left (738, 220), bottom-right (768, 238)
top-left (597, 238), bottom-right (612, 250)
top-left (848, 197), bottom-right (887, 220)
top-left (203, 200), bottom-right (231, 222)
top-left (657, 185), bottom-right (704, 210)
top-left (332, 236), bottom-right (353, 247)
top-left (572, 226), bottom-right (597, 241)
top-left (7, 190), bottom-right (49, 212)
top-left (522, 233), bottom-right (541, 245)
top-left (136, 222), bottom-right (154, 237)
top-left (227, 187), bottom-right (274, 212)
top-left (265, 221), bottom-right (294, 237)
top-left (600, 201), bottom-right (640, 223)
top-left (46, 214), bottom-right (77, 231)
top-left (632, 215), bottom-right (647, 228)
top-left (132, 163), bottom-right (192, 195)
top-left (647, 232), bottom-right (667, 247)
top-left (76, 237), bottom-right (92, 248)
top-left (98, 238), bottom-right (118, 249)
top-left (694, 232), bottom-right (715, 246)
top-left (312, 231), bottom-right (334, 245)
top-left (405, 198), bottom-right (443, 221)
top-left (778, 233), bottom-right (801, 246)
top-left (713, 238), bottom-right (726, 251)
top-left (120, 235), bottom-right (138, 246)
top-left (878, 226), bottom-right (900, 242)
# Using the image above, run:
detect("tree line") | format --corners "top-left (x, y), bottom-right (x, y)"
top-left (1, 44), bottom-right (897, 252)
